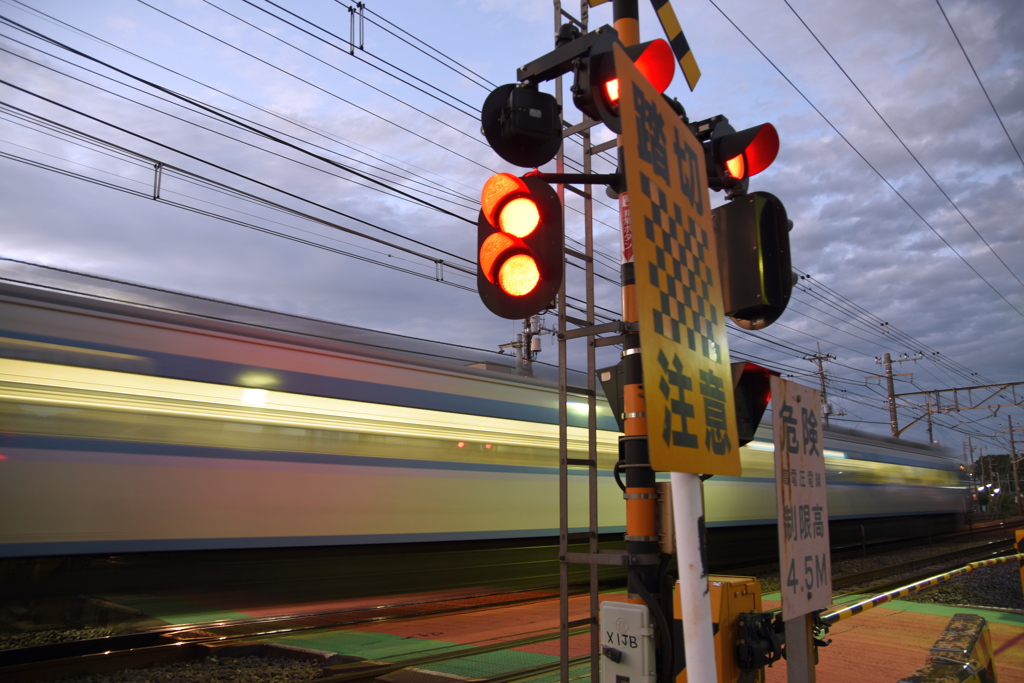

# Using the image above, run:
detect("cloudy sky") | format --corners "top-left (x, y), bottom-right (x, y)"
top-left (1, 0), bottom-right (1022, 458)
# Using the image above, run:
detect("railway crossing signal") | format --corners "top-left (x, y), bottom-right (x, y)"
top-left (476, 173), bottom-right (564, 320)
top-left (713, 191), bottom-right (794, 330)
top-left (480, 26), bottom-right (677, 150)
top-left (473, 10), bottom-right (802, 683)
top-left (692, 115), bottom-right (779, 198)
top-left (732, 361), bottom-right (777, 447)
top-left (572, 36), bottom-right (675, 133)
top-left (480, 83), bottom-right (562, 168)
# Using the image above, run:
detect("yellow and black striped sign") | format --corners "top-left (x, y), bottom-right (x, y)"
top-left (617, 44), bottom-right (737, 474)
top-left (651, 0), bottom-right (701, 91)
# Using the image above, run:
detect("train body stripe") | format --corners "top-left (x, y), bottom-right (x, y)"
top-left (0, 526), bottom-right (629, 559)
top-left (0, 437), bottom-right (608, 477)
top-left (2, 329), bottom-right (619, 432)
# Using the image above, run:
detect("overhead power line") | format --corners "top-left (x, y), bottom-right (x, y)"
top-left (0, 111), bottom-right (477, 288)
top-left (0, 39), bottom-right (478, 214)
top-left (242, 0), bottom-right (480, 114)
top-left (0, 94), bottom-right (475, 271)
top-left (707, 0), bottom-right (1024, 320)
top-left (0, 14), bottom-right (481, 223)
top-left (5, 0), bottom-right (482, 204)
top-left (124, 1), bottom-right (491, 169)
top-left (782, 0), bottom-right (1024, 292)
top-left (356, 3), bottom-right (498, 90)
top-left (934, 0), bottom-right (1024, 171)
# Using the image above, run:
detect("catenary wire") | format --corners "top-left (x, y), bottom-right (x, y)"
top-left (935, 0), bottom-right (1024, 171)
top-left (783, 0), bottom-right (1024, 291)
top-left (707, 0), bottom-right (1024, 319)
top-left (0, 114), bottom-right (477, 283)
top-left (126, 1), bottom-right (491, 169)
top-left (1, 0), bottom-right (483, 205)
top-left (0, 39), bottom-right (479, 214)
top-left (246, 0), bottom-right (480, 114)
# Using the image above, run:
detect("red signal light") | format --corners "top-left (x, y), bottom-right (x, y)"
top-left (699, 116), bottom-right (780, 196)
top-left (479, 232), bottom-right (518, 285)
top-left (725, 154), bottom-right (745, 180)
top-left (498, 254), bottom-right (540, 296)
top-left (481, 174), bottom-right (542, 239)
top-left (600, 40), bottom-right (673, 108)
top-left (482, 173), bottom-right (525, 226)
top-left (604, 78), bottom-right (620, 105)
top-left (737, 124), bottom-right (779, 178)
top-left (574, 36), bottom-right (675, 134)
top-left (498, 198), bottom-right (540, 238)
top-left (632, 39), bottom-right (674, 95)
top-left (715, 123), bottom-right (778, 182)
top-left (477, 174), bottom-right (564, 319)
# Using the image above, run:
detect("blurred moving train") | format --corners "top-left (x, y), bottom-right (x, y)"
top-left (0, 261), bottom-right (968, 561)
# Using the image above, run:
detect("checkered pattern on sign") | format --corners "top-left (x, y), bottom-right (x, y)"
top-left (640, 172), bottom-right (718, 359)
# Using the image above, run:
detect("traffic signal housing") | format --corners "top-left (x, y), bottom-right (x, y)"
top-left (693, 116), bottom-right (779, 198)
top-left (731, 362), bottom-right (777, 447)
top-left (477, 173), bottom-right (564, 320)
top-left (713, 191), bottom-right (794, 330)
top-left (573, 36), bottom-right (675, 134)
top-left (480, 83), bottom-right (563, 168)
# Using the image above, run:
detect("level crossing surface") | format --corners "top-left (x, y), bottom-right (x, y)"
top-left (761, 593), bottom-right (1023, 682)
top-left (103, 584), bottom-right (1024, 682)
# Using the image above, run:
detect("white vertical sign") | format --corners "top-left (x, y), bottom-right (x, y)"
top-left (772, 377), bottom-right (831, 621)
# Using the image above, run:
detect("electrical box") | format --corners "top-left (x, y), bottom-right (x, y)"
top-left (600, 601), bottom-right (655, 683)
top-left (675, 576), bottom-right (764, 683)
top-left (1017, 531), bottom-right (1023, 597)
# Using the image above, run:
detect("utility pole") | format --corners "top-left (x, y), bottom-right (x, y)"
top-left (925, 394), bottom-right (933, 443)
top-left (997, 416), bottom-right (1023, 516)
top-left (980, 446), bottom-right (987, 490)
top-left (967, 435), bottom-right (976, 510)
top-left (523, 315), bottom-right (555, 371)
top-left (884, 354), bottom-right (897, 436)
top-left (868, 352), bottom-right (922, 437)
top-left (497, 315), bottom-right (555, 377)
top-left (804, 343), bottom-right (836, 426)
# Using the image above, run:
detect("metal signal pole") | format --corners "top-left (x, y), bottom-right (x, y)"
top-left (611, 1), bottom-right (673, 678)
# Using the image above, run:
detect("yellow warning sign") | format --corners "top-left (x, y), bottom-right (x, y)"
top-left (651, 0), bottom-right (701, 91)
top-left (616, 44), bottom-right (739, 475)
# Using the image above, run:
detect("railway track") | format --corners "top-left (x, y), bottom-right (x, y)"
top-left (0, 588), bottom-right (568, 682)
top-left (830, 537), bottom-right (1017, 596)
top-left (3, 531), bottom-right (1020, 682)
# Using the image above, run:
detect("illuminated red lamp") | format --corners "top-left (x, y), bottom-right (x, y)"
top-left (575, 38), bottom-right (675, 134)
top-left (700, 117), bottom-right (780, 197)
top-left (476, 173), bottom-right (563, 319)
top-left (723, 124), bottom-right (779, 180)
top-left (630, 39), bottom-right (675, 95)
top-left (602, 39), bottom-right (674, 106)
top-left (479, 174), bottom-right (542, 297)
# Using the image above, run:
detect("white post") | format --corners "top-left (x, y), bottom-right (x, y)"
top-left (671, 470), bottom-right (717, 682)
